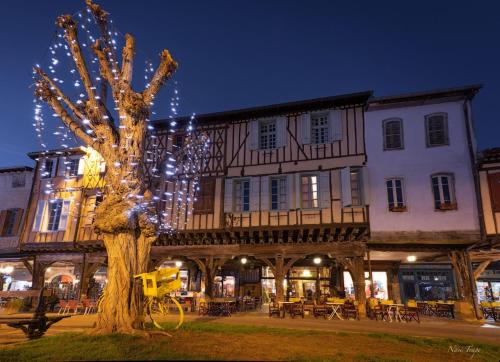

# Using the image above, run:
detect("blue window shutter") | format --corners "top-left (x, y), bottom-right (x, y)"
top-left (319, 171), bottom-right (331, 209)
top-left (341, 167), bottom-right (352, 207)
top-left (223, 178), bottom-right (233, 213)
top-left (329, 110), bottom-right (343, 141)
top-left (249, 120), bottom-right (259, 150)
top-left (301, 113), bottom-right (311, 144)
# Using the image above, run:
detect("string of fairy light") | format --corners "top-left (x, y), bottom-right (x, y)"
top-left (32, 3), bottom-right (209, 233)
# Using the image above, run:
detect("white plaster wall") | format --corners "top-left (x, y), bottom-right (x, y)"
top-left (365, 101), bottom-right (479, 232)
top-left (0, 170), bottom-right (34, 250)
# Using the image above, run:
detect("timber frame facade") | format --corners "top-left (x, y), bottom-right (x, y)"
top-left (2, 87), bottom-right (498, 320)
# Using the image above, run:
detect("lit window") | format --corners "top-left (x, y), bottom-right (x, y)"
top-left (270, 177), bottom-right (287, 210)
top-left (383, 118), bottom-right (403, 150)
top-left (426, 113), bottom-right (449, 147)
top-left (65, 159), bottom-right (79, 177)
top-left (259, 120), bottom-right (277, 150)
top-left (47, 200), bottom-right (63, 231)
top-left (234, 180), bottom-right (250, 212)
top-left (386, 178), bottom-right (406, 211)
top-left (431, 174), bottom-right (456, 210)
top-left (311, 114), bottom-right (329, 144)
top-left (301, 175), bottom-right (318, 208)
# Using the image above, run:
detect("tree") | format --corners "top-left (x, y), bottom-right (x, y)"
top-left (34, 0), bottom-right (179, 333)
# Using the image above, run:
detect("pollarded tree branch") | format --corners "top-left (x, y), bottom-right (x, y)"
top-left (35, 80), bottom-right (100, 150)
top-left (56, 15), bottom-right (99, 109)
top-left (143, 50), bottom-right (178, 105)
top-left (121, 34), bottom-right (135, 87)
top-left (92, 40), bottom-right (118, 98)
top-left (34, 67), bottom-right (86, 121)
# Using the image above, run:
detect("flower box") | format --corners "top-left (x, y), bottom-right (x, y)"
top-left (437, 202), bottom-right (457, 211)
top-left (389, 206), bottom-right (407, 212)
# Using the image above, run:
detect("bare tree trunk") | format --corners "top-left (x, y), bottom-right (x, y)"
top-left (95, 232), bottom-right (149, 333)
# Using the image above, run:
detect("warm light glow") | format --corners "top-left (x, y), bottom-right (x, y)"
top-left (313, 257), bottom-right (321, 265)
top-left (0, 266), bottom-right (14, 274)
top-left (241, 257), bottom-right (247, 265)
top-left (407, 255), bottom-right (417, 262)
top-left (175, 261), bottom-right (183, 268)
top-left (46, 267), bottom-right (52, 273)
top-left (302, 269), bottom-right (312, 277)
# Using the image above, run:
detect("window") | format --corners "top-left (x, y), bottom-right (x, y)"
top-left (174, 134), bottom-right (184, 149)
top-left (426, 113), bottom-right (449, 147)
top-left (47, 200), bottom-right (64, 231)
top-left (234, 179), bottom-right (250, 212)
top-left (259, 120), bottom-right (277, 149)
top-left (41, 159), bottom-right (53, 179)
top-left (33, 199), bottom-right (71, 232)
top-left (65, 159), bottom-right (79, 177)
top-left (350, 169), bottom-right (362, 206)
top-left (193, 177), bottom-right (216, 214)
top-left (11, 173), bottom-right (25, 188)
top-left (386, 178), bottom-right (406, 211)
top-left (487, 173), bottom-right (500, 212)
top-left (311, 113), bottom-right (329, 144)
top-left (301, 175), bottom-right (318, 208)
top-left (1, 209), bottom-right (20, 236)
top-left (383, 118), bottom-right (403, 150)
top-left (431, 174), bottom-right (456, 210)
top-left (270, 177), bottom-right (287, 210)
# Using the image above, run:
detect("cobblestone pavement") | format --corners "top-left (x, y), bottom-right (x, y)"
top-left (0, 311), bottom-right (498, 346)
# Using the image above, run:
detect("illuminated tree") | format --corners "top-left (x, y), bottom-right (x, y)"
top-left (33, 0), bottom-right (200, 334)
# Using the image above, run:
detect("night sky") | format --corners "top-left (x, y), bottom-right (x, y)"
top-left (0, 0), bottom-right (498, 167)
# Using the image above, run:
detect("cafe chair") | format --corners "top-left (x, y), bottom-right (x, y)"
top-left (269, 302), bottom-right (281, 318)
top-left (289, 302), bottom-right (304, 319)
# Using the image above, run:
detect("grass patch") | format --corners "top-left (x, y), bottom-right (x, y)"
top-left (0, 321), bottom-right (498, 361)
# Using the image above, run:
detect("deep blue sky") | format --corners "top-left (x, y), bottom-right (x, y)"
top-left (0, 0), bottom-right (498, 167)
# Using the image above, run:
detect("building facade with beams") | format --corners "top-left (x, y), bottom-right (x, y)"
top-left (0, 87), bottom-right (496, 318)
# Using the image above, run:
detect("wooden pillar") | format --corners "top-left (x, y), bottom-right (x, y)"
top-left (449, 250), bottom-right (481, 320)
top-left (31, 258), bottom-right (49, 290)
top-left (388, 263), bottom-right (401, 304)
top-left (191, 257), bottom-right (226, 301)
top-left (259, 256), bottom-right (300, 303)
top-left (367, 251), bottom-right (375, 298)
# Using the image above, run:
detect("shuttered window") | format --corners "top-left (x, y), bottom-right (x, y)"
top-left (301, 175), bottom-right (318, 208)
top-left (311, 114), bottom-right (329, 144)
top-left (383, 118), bottom-right (403, 150)
top-left (259, 120), bottom-right (277, 149)
top-left (350, 169), bottom-right (362, 206)
top-left (1, 209), bottom-right (21, 236)
top-left (234, 180), bottom-right (250, 212)
top-left (488, 172), bottom-right (500, 212)
top-left (193, 177), bottom-right (216, 214)
top-left (426, 113), bottom-right (449, 147)
top-left (65, 159), bottom-right (79, 177)
top-left (270, 177), bottom-right (287, 210)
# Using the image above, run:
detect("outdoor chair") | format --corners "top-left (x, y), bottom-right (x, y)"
top-left (480, 302), bottom-right (497, 321)
top-left (312, 301), bottom-right (329, 319)
top-left (367, 298), bottom-right (381, 320)
top-left (400, 301), bottom-right (420, 323)
top-left (57, 300), bottom-right (69, 315)
top-left (435, 303), bottom-right (454, 319)
top-left (416, 302), bottom-right (428, 316)
top-left (268, 302), bottom-right (281, 318)
top-left (289, 302), bottom-right (304, 319)
top-left (67, 300), bottom-right (80, 314)
top-left (198, 301), bottom-right (208, 315)
top-left (342, 301), bottom-right (359, 320)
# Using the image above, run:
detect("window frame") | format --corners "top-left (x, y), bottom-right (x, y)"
top-left (382, 118), bottom-right (404, 150)
top-left (65, 159), bottom-right (80, 177)
top-left (349, 168), bottom-right (363, 206)
top-left (258, 119), bottom-right (277, 150)
top-left (425, 113), bottom-right (449, 147)
top-left (310, 112), bottom-right (329, 145)
top-left (270, 176), bottom-right (288, 211)
top-left (41, 159), bottom-right (54, 179)
top-left (431, 173), bottom-right (457, 211)
top-left (233, 179), bottom-right (251, 213)
top-left (300, 174), bottom-right (319, 209)
top-left (11, 173), bottom-right (26, 188)
top-left (193, 177), bottom-right (216, 214)
top-left (385, 177), bottom-right (407, 212)
top-left (1, 209), bottom-right (19, 236)
top-left (46, 200), bottom-right (64, 232)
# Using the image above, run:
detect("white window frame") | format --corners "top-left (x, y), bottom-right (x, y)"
top-left (350, 169), bottom-right (363, 206)
top-left (233, 179), bottom-right (250, 212)
top-left (385, 177), bottom-right (406, 211)
top-left (311, 113), bottom-right (329, 144)
top-left (259, 119), bottom-right (277, 150)
top-left (33, 199), bottom-right (71, 232)
top-left (431, 173), bottom-right (456, 210)
top-left (425, 113), bottom-right (449, 147)
top-left (300, 174), bottom-right (319, 209)
top-left (64, 158), bottom-right (80, 177)
top-left (270, 177), bottom-right (287, 210)
top-left (383, 118), bottom-right (404, 150)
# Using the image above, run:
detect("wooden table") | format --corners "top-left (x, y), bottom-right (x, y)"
top-left (325, 302), bottom-right (344, 320)
top-left (385, 304), bottom-right (404, 322)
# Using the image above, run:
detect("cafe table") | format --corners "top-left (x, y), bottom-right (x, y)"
top-left (386, 303), bottom-right (405, 322)
top-left (325, 302), bottom-right (344, 320)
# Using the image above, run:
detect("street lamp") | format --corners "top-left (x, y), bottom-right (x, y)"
top-left (241, 257), bottom-right (247, 265)
top-left (407, 255), bottom-right (417, 262)
top-left (175, 261), bottom-right (183, 268)
top-left (313, 257), bottom-right (322, 265)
